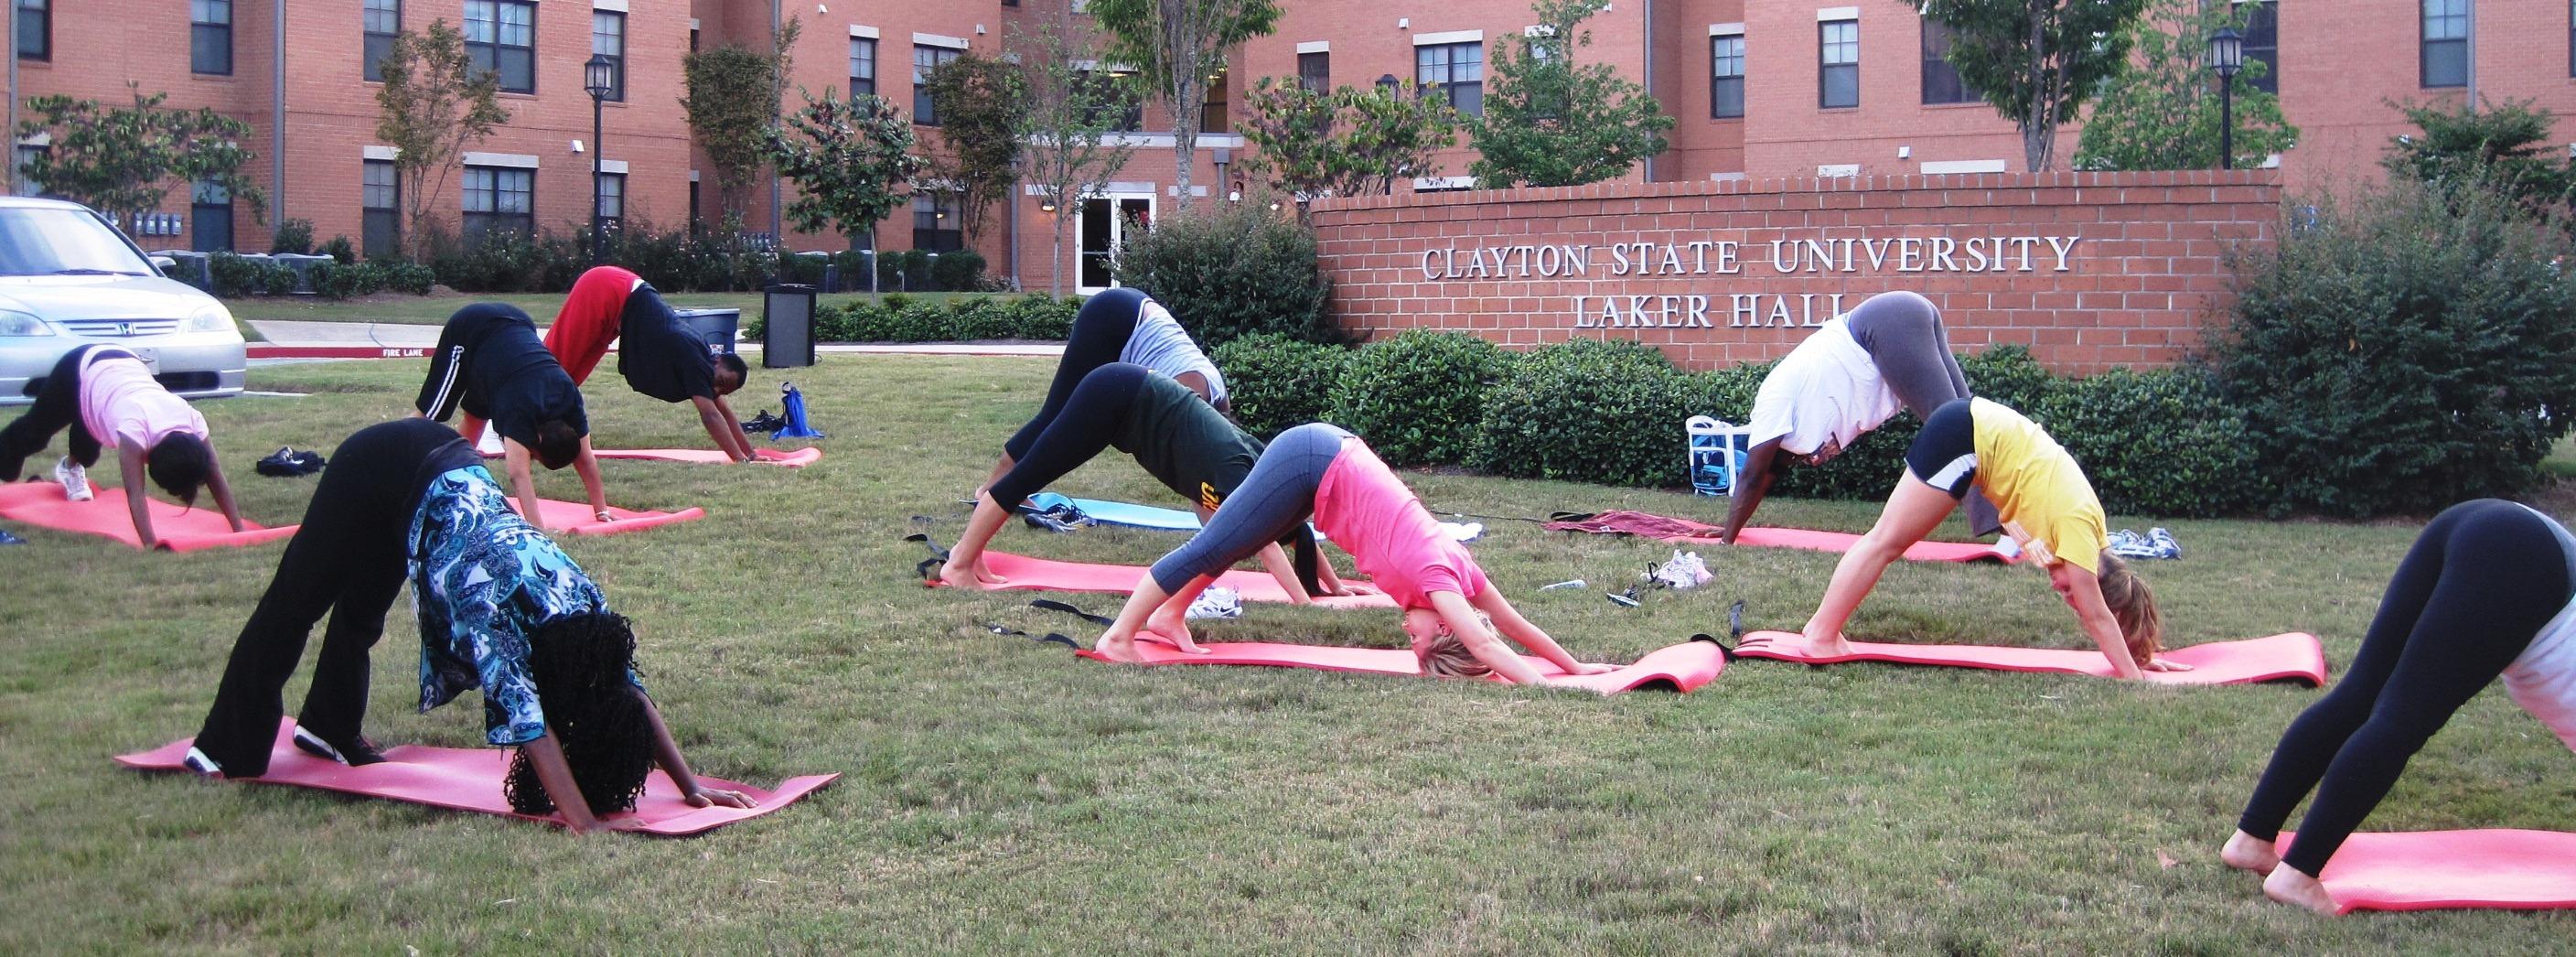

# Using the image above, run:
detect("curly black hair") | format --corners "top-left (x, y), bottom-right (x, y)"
top-left (504, 611), bottom-right (655, 817)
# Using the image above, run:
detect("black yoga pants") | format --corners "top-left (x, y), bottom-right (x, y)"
top-left (989, 362), bottom-right (1148, 508)
top-left (1844, 292), bottom-right (1999, 535)
top-left (1004, 288), bottom-right (1148, 460)
top-left (1148, 423), bottom-right (1345, 594)
top-left (2236, 499), bottom-right (2571, 876)
top-left (0, 345), bottom-right (128, 480)
top-left (190, 420), bottom-right (464, 776)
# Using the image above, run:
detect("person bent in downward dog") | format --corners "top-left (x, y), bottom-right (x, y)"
top-left (2221, 499), bottom-right (2576, 915)
top-left (1717, 291), bottom-right (2002, 544)
top-left (1089, 423), bottom-right (1612, 684)
top-left (979, 287), bottom-right (1229, 492)
top-left (545, 265), bottom-right (757, 463)
top-left (938, 362), bottom-right (1372, 603)
top-left (415, 303), bottom-right (610, 528)
top-left (0, 343), bottom-right (244, 548)
top-left (185, 419), bottom-right (751, 832)
top-left (1743, 398), bottom-right (2184, 680)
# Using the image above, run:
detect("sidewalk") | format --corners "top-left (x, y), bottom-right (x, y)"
top-left (244, 320), bottom-right (1065, 360)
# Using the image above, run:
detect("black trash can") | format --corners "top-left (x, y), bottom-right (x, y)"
top-left (672, 307), bottom-right (741, 354)
top-left (761, 284), bottom-right (817, 369)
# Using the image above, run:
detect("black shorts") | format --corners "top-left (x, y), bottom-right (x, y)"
top-left (1904, 399), bottom-right (1978, 500)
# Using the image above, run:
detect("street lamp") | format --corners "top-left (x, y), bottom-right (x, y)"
top-left (584, 53), bottom-right (617, 263)
top-left (2208, 27), bottom-right (2244, 171)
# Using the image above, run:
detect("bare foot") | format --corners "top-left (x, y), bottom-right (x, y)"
top-left (1093, 628), bottom-right (1150, 663)
top-left (938, 556), bottom-right (1007, 588)
top-left (2219, 831), bottom-right (2281, 874)
top-left (1744, 630), bottom-right (1852, 659)
top-left (2262, 865), bottom-right (2340, 916)
top-left (1143, 605), bottom-right (1206, 654)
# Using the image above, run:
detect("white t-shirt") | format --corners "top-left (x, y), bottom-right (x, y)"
top-left (1745, 317), bottom-right (1900, 457)
top-left (1118, 298), bottom-right (1228, 406)
top-left (77, 350), bottom-right (207, 451)
top-left (2503, 503), bottom-right (2576, 754)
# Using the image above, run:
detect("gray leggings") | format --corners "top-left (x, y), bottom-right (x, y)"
top-left (1845, 292), bottom-right (1999, 535)
top-left (1149, 423), bottom-right (1347, 594)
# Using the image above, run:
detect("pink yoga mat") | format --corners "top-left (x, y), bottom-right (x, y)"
top-left (487, 446), bottom-right (822, 467)
top-left (1733, 629), bottom-right (2326, 685)
top-left (1544, 510), bottom-right (2015, 564)
top-left (116, 719), bottom-right (834, 836)
top-left (1078, 640), bottom-right (1726, 694)
top-left (2279, 830), bottom-right (2576, 914)
top-left (526, 498), bottom-right (707, 537)
top-left (951, 551), bottom-right (1396, 609)
top-left (0, 480), bottom-right (295, 552)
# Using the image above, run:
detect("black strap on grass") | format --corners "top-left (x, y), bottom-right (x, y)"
top-left (904, 533), bottom-right (952, 582)
top-left (1688, 599), bottom-right (1747, 661)
top-left (987, 622), bottom-right (1079, 650)
top-left (1028, 598), bottom-right (1113, 626)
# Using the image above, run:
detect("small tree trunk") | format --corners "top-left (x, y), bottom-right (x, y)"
top-left (1050, 208), bottom-right (1068, 296)
top-left (1170, 91), bottom-right (1196, 213)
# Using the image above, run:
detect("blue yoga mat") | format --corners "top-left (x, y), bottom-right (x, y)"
top-left (1025, 492), bottom-right (1203, 531)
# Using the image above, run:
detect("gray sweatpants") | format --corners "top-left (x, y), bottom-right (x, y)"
top-left (1844, 292), bottom-right (2001, 536)
top-left (1149, 423), bottom-right (1347, 594)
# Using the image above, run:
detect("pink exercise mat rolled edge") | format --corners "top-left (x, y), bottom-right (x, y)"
top-left (1077, 639), bottom-right (1726, 694)
top-left (484, 446), bottom-right (822, 467)
top-left (1733, 629), bottom-right (2327, 686)
top-left (526, 498), bottom-right (708, 537)
top-left (956, 551), bottom-right (1396, 608)
top-left (2279, 829), bottom-right (2576, 914)
top-left (115, 719), bottom-right (835, 836)
top-left (0, 480), bottom-right (295, 552)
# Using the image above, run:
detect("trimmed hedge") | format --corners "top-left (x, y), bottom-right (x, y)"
top-left (1114, 201), bottom-right (1337, 347)
top-left (1325, 330), bottom-right (1511, 468)
top-left (1474, 340), bottom-right (1700, 487)
top-left (1209, 334), bottom-right (1358, 440)
top-left (745, 294), bottom-right (1079, 343)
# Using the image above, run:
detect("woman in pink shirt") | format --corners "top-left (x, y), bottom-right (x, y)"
top-left (1091, 424), bottom-right (1613, 684)
top-left (0, 345), bottom-right (242, 547)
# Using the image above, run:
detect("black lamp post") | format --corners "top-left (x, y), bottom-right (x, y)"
top-left (2209, 27), bottom-right (2244, 170)
top-left (584, 53), bottom-right (616, 263)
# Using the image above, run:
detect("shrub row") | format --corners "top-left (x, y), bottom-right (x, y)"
top-left (1113, 200), bottom-right (1338, 347)
top-left (1220, 332), bottom-right (2271, 517)
top-left (743, 293), bottom-right (1079, 343)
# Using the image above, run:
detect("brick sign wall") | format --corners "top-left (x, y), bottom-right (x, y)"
top-left (1306, 171), bottom-right (2281, 373)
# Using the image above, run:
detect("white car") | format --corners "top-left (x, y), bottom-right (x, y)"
top-left (0, 197), bottom-right (246, 403)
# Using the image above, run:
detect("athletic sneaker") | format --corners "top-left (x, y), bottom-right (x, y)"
top-left (1185, 586), bottom-right (1244, 621)
top-left (53, 457), bottom-right (91, 501)
top-left (2148, 527), bottom-right (2184, 560)
top-left (180, 747), bottom-right (222, 776)
top-left (291, 726), bottom-right (387, 766)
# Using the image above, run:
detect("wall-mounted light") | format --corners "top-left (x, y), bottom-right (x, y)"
top-left (1041, 200), bottom-right (1057, 212)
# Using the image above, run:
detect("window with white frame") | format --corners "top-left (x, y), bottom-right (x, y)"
top-left (466, 0), bottom-right (536, 93)
top-left (1819, 19), bottom-right (1859, 109)
top-left (363, 0), bottom-right (399, 81)
top-left (1711, 32), bottom-right (1744, 119)
top-left (462, 166), bottom-right (533, 242)
top-left (192, 0), bottom-right (232, 75)
top-left (852, 38), bottom-right (878, 97)
top-left (2422, 0), bottom-right (2467, 89)
top-left (592, 11), bottom-right (627, 102)
top-left (1416, 41), bottom-right (1484, 115)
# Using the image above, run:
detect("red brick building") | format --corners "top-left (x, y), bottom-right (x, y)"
top-left (9, 2), bottom-right (2574, 293)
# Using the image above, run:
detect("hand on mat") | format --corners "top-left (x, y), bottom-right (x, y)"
top-left (1558, 661), bottom-right (1617, 676)
top-left (686, 787), bottom-right (758, 810)
top-left (2143, 658), bottom-right (2195, 673)
top-left (1325, 582), bottom-right (1381, 597)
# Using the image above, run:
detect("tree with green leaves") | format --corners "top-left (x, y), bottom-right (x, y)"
top-left (921, 52), bottom-right (1027, 244)
top-left (2073, 0), bottom-right (2295, 171)
top-left (1236, 77), bottom-right (1458, 204)
top-left (682, 17), bottom-right (800, 223)
top-left (1087, 0), bottom-right (1282, 211)
top-left (1465, 0), bottom-right (1673, 188)
top-left (1911, 0), bottom-right (2148, 171)
top-left (16, 84), bottom-right (267, 238)
top-left (373, 19), bottom-right (510, 259)
top-left (1014, 18), bottom-right (1143, 296)
top-left (2382, 98), bottom-right (2575, 214)
top-left (763, 91), bottom-right (923, 258)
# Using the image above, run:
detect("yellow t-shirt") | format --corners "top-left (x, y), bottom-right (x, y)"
top-left (1969, 398), bottom-right (2108, 575)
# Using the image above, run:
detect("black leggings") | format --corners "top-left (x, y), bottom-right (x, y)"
top-left (1149, 423), bottom-right (1345, 594)
top-left (2236, 499), bottom-right (2572, 876)
top-left (190, 419), bottom-right (474, 776)
top-left (990, 362), bottom-right (1148, 507)
top-left (1004, 288), bottom-right (1148, 460)
top-left (0, 345), bottom-right (128, 480)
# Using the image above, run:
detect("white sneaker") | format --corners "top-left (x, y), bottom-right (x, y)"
top-left (53, 457), bottom-right (91, 501)
top-left (180, 746), bottom-right (222, 776)
top-left (1992, 536), bottom-right (2023, 560)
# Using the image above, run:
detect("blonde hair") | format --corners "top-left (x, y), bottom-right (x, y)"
top-left (2098, 553), bottom-right (2163, 666)
top-left (1415, 629), bottom-right (1493, 679)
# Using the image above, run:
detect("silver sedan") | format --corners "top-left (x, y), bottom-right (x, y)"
top-left (0, 197), bottom-right (246, 403)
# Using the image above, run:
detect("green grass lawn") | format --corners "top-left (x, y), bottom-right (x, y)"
top-left (220, 290), bottom-right (998, 326)
top-left (3, 357), bottom-right (2571, 952)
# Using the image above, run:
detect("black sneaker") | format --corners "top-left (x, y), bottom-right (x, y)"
top-left (291, 726), bottom-right (387, 766)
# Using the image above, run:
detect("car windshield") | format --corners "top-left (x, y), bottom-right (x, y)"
top-left (0, 208), bottom-right (154, 277)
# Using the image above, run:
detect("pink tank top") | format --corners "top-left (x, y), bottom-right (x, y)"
top-left (1312, 438), bottom-right (1489, 610)
top-left (78, 351), bottom-right (206, 451)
